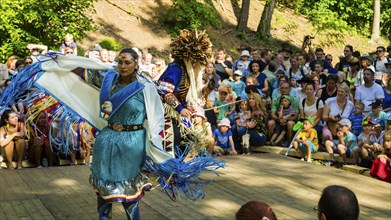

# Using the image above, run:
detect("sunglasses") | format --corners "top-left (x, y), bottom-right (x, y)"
top-left (25, 62), bottom-right (32, 65)
top-left (377, 50), bottom-right (384, 53)
top-left (66, 51), bottom-right (73, 54)
top-left (327, 59), bottom-right (333, 61)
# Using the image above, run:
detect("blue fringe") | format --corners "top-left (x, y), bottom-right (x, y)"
top-left (144, 146), bottom-right (225, 202)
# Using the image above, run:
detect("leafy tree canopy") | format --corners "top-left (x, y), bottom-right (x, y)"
top-left (0, 0), bottom-right (96, 62)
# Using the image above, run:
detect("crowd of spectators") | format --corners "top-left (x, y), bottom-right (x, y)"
top-left (0, 33), bottom-right (390, 183)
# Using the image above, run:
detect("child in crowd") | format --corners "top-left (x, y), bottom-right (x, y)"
top-left (235, 99), bottom-right (251, 126)
top-left (269, 95), bottom-right (295, 145)
top-left (348, 103), bottom-right (365, 136)
top-left (370, 130), bottom-right (391, 183)
top-left (368, 100), bottom-right (388, 126)
top-left (61, 33), bottom-right (77, 55)
top-left (368, 118), bottom-right (385, 155)
top-left (289, 77), bottom-right (300, 95)
top-left (213, 118), bottom-right (237, 156)
top-left (325, 119), bottom-right (357, 165)
top-left (214, 87), bottom-right (231, 123)
top-left (190, 109), bottom-right (214, 156)
top-left (293, 117), bottom-right (318, 162)
top-left (231, 70), bottom-right (247, 99)
top-left (353, 117), bottom-right (375, 167)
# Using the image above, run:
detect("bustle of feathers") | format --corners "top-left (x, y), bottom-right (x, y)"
top-left (170, 29), bottom-right (213, 66)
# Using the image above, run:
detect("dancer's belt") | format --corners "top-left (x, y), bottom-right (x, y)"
top-left (108, 123), bottom-right (144, 132)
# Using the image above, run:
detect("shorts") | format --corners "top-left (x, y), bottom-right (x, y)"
top-left (298, 141), bottom-right (317, 153)
top-left (331, 140), bottom-right (353, 158)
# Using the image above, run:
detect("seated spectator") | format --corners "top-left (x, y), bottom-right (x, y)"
top-left (368, 118), bottom-right (385, 156)
top-left (233, 92), bottom-right (268, 152)
top-left (214, 87), bottom-right (231, 123)
top-left (249, 60), bottom-right (270, 97)
top-left (99, 49), bottom-right (109, 63)
top-left (0, 110), bottom-right (26, 169)
top-left (108, 50), bottom-right (117, 65)
top-left (14, 60), bottom-right (25, 75)
top-left (288, 55), bottom-right (309, 80)
top-left (28, 112), bottom-right (53, 168)
top-left (348, 103), bottom-right (366, 136)
top-left (233, 50), bottom-right (251, 79)
top-left (325, 119), bottom-right (357, 165)
top-left (382, 73), bottom-right (391, 111)
top-left (316, 75), bottom-right (338, 103)
top-left (63, 47), bottom-right (75, 56)
top-left (269, 95), bottom-right (295, 145)
top-left (262, 60), bottom-right (278, 87)
top-left (368, 100), bottom-right (388, 126)
top-left (268, 82), bottom-right (299, 144)
top-left (355, 68), bottom-right (384, 113)
top-left (370, 130), bottom-right (391, 183)
top-left (5, 55), bottom-right (18, 78)
top-left (213, 118), bottom-right (236, 156)
top-left (23, 56), bottom-right (33, 67)
top-left (317, 185), bottom-right (359, 220)
top-left (272, 75), bottom-right (295, 100)
top-left (322, 82), bottom-right (354, 143)
top-left (293, 117), bottom-right (318, 162)
top-left (353, 117), bottom-right (375, 167)
top-left (355, 54), bottom-right (376, 86)
top-left (299, 83), bottom-right (324, 138)
top-left (236, 200), bottom-right (277, 220)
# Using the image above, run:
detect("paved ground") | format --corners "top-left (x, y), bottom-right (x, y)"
top-left (1, 153), bottom-right (390, 220)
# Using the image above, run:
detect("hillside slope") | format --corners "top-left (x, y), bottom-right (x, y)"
top-left (80, 0), bottom-right (383, 63)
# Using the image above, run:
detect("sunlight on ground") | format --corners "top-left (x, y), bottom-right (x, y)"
top-left (202, 198), bottom-right (240, 217)
top-left (51, 178), bottom-right (79, 187)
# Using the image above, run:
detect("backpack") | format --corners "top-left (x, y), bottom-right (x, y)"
top-left (289, 66), bottom-right (305, 79)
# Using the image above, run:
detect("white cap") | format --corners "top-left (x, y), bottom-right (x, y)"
top-left (234, 70), bottom-right (243, 76)
top-left (241, 50), bottom-right (250, 57)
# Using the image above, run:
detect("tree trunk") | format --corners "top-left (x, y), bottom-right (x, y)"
top-left (237, 0), bottom-right (250, 33)
top-left (371, 0), bottom-right (381, 42)
top-left (256, 0), bottom-right (276, 37)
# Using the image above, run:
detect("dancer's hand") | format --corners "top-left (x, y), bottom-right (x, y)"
top-left (180, 108), bottom-right (192, 117)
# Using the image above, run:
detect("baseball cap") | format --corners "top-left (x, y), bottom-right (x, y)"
top-left (338, 119), bottom-right (351, 128)
top-left (369, 100), bottom-right (383, 109)
top-left (234, 70), bottom-right (243, 76)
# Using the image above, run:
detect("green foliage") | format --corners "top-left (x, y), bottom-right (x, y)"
top-left (0, 0), bottom-right (96, 63)
top-left (280, 0), bottom-right (391, 37)
top-left (99, 37), bottom-right (122, 51)
top-left (160, 0), bottom-right (221, 36)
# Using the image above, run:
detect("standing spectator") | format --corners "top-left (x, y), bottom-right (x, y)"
top-left (61, 33), bottom-right (77, 55)
top-left (215, 48), bottom-right (233, 81)
top-left (355, 68), bottom-right (384, 113)
top-left (139, 53), bottom-right (155, 75)
top-left (233, 50), bottom-right (251, 79)
top-left (262, 60), bottom-right (278, 87)
top-left (251, 48), bottom-right (260, 61)
top-left (325, 54), bottom-right (333, 67)
top-left (108, 50), bottom-right (117, 65)
top-left (282, 48), bottom-right (293, 70)
top-left (258, 49), bottom-right (272, 72)
top-left (317, 185), bottom-right (359, 220)
top-left (99, 49), bottom-right (110, 63)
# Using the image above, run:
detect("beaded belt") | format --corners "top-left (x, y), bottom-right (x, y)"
top-left (108, 123), bottom-right (144, 132)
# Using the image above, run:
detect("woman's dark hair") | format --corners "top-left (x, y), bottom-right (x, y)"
top-left (249, 60), bottom-right (262, 73)
top-left (15, 60), bottom-right (25, 69)
top-left (0, 110), bottom-right (15, 127)
top-left (119, 48), bottom-right (139, 61)
top-left (304, 83), bottom-right (315, 90)
top-left (345, 45), bottom-right (353, 52)
top-left (326, 74), bottom-right (339, 84)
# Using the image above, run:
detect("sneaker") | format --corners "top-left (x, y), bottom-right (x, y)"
top-left (300, 158), bottom-right (305, 161)
top-left (307, 158), bottom-right (312, 163)
top-left (36, 165), bottom-right (43, 169)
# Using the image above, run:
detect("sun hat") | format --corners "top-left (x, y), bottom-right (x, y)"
top-left (218, 118), bottom-right (231, 128)
top-left (338, 118), bottom-right (352, 128)
top-left (241, 50), bottom-right (250, 57)
top-left (192, 108), bottom-right (206, 120)
top-left (360, 54), bottom-right (373, 64)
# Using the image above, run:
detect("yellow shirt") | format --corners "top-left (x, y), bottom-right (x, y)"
top-left (297, 128), bottom-right (318, 150)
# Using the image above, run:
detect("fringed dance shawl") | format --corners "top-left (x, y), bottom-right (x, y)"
top-left (0, 54), bottom-right (224, 201)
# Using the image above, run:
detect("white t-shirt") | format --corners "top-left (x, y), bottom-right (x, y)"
top-left (355, 83), bottom-right (385, 112)
top-left (300, 98), bottom-right (324, 118)
top-left (325, 97), bottom-right (354, 119)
